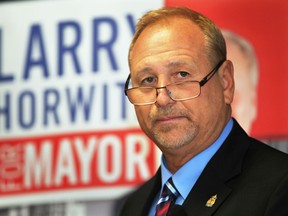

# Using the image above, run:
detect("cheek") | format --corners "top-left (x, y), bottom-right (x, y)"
top-left (135, 106), bottom-right (150, 127)
top-left (181, 100), bottom-right (202, 121)
top-left (198, 84), bottom-right (224, 115)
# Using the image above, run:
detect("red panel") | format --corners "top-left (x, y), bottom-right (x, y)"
top-left (0, 129), bottom-right (157, 196)
top-left (166, 0), bottom-right (288, 138)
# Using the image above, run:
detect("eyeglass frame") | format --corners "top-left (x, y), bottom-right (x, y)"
top-left (124, 59), bottom-right (226, 105)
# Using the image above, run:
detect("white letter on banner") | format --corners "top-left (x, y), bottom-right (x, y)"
top-left (126, 135), bottom-right (150, 181)
top-left (24, 141), bottom-right (52, 188)
top-left (98, 136), bottom-right (121, 183)
top-left (74, 136), bottom-right (97, 184)
top-left (54, 139), bottom-right (77, 185)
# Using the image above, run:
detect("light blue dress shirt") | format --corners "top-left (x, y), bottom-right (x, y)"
top-left (148, 118), bottom-right (233, 216)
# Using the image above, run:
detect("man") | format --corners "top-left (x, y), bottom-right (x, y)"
top-left (222, 30), bottom-right (259, 134)
top-left (118, 7), bottom-right (288, 216)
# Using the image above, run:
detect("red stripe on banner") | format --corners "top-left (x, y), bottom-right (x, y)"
top-left (0, 129), bottom-right (158, 196)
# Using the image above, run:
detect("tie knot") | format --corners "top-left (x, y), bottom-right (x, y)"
top-left (161, 178), bottom-right (179, 200)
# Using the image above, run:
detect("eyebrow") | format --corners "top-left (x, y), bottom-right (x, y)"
top-left (136, 66), bottom-right (154, 74)
top-left (166, 60), bottom-right (197, 69)
top-left (136, 60), bottom-right (195, 73)
top-left (132, 60), bottom-right (197, 80)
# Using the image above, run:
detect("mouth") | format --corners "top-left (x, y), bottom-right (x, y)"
top-left (155, 115), bottom-right (186, 124)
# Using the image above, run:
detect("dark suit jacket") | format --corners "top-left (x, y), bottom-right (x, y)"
top-left (117, 119), bottom-right (288, 216)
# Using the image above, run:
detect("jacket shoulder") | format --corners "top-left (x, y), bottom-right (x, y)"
top-left (246, 137), bottom-right (288, 173)
top-left (115, 173), bottom-right (160, 216)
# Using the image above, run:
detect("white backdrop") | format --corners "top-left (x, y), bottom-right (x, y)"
top-left (0, 0), bottom-right (162, 211)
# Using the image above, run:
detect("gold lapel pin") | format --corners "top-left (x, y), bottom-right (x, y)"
top-left (205, 194), bottom-right (217, 207)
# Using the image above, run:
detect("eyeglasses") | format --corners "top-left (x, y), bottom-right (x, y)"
top-left (124, 60), bottom-right (226, 106)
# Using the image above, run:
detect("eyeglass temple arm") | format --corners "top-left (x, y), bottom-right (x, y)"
top-left (124, 73), bottom-right (131, 95)
top-left (199, 60), bottom-right (226, 86)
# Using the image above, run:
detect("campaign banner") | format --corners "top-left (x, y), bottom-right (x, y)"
top-left (1, 0), bottom-right (287, 212)
top-left (0, 0), bottom-right (163, 207)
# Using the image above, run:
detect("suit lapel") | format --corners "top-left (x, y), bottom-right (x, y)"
top-left (182, 167), bottom-right (232, 215)
top-left (140, 169), bottom-right (162, 216)
top-left (181, 119), bottom-right (250, 216)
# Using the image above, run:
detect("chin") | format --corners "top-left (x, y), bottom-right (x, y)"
top-left (154, 130), bottom-right (197, 150)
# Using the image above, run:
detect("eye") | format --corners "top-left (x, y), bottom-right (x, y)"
top-left (141, 76), bottom-right (156, 86)
top-left (177, 71), bottom-right (190, 78)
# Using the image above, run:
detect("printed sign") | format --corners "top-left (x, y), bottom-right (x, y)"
top-left (0, 0), bottom-right (163, 206)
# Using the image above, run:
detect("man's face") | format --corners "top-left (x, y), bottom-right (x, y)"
top-left (129, 18), bottom-right (234, 157)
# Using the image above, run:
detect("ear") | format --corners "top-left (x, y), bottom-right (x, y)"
top-left (218, 60), bottom-right (235, 105)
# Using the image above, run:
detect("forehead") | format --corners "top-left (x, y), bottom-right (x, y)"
top-left (130, 17), bottom-right (208, 74)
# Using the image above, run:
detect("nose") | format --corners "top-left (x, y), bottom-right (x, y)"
top-left (155, 86), bottom-right (175, 107)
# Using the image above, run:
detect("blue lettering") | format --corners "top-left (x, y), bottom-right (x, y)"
top-left (19, 91), bottom-right (35, 128)
top-left (0, 29), bottom-right (14, 82)
top-left (92, 17), bottom-right (118, 72)
top-left (103, 84), bottom-right (108, 120)
top-left (23, 24), bottom-right (49, 80)
top-left (0, 93), bottom-right (11, 130)
top-left (116, 82), bottom-right (127, 119)
top-left (58, 21), bottom-right (82, 76)
top-left (126, 14), bottom-right (136, 35)
top-left (66, 86), bottom-right (95, 122)
top-left (44, 88), bottom-right (60, 126)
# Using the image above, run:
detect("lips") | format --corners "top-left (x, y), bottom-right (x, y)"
top-left (155, 115), bottom-right (186, 123)
top-left (150, 108), bottom-right (189, 125)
